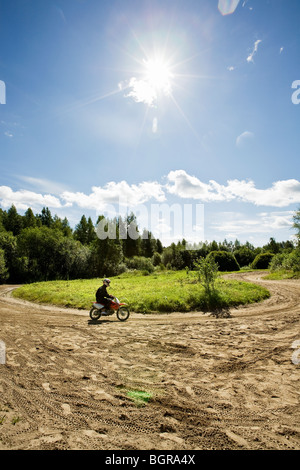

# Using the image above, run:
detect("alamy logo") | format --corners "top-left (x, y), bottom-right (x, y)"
top-left (291, 80), bottom-right (300, 105)
top-left (0, 340), bottom-right (5, 364)
top-left (291, 340), bottom-right (300, 365)
top-left (0, 80), bottom-right (6, 104)
top-left (96, 202), bottom-right (204, 249)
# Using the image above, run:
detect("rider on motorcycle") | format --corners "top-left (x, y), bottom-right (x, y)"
top-left (96, 278), bottom-right (114, 310)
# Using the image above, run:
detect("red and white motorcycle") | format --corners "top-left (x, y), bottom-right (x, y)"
top-left (89, 296), bottom-right (130, 322)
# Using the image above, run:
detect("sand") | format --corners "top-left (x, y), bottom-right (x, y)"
top-left (0, 272), bottom-right (299, 450)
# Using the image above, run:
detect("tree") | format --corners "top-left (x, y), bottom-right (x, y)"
top-left (74, 215), bottom-right (89, 244)
top-left (121, 213), bottom-right (141, 258)
top-left (87, 217), bottom-right (96, 244)
top-left (0, 209), bottom-right (5, 231)
top-left (16, 226), bottom-right (91, 282)
top-left (0, 249), bottom-right (9, 283)
top-left (3, 205), bottom-right (23, 235)
top-left (91, 215), bottom-right (124, 276)
top-left (194, 257), bottom-right (219, 295)
top-left (23, 208), bottom-right (37, 229)
top-left (156, 238), bottom-right (163, 254)
top-left (293, 208), bottom-right (300, 245)
top-left (91, 236), bottom-right (123, 277)
top-left (263, 237), bottom-right (281, 254)
top-left (210, 240), bottom-right (219, 252)
top-left (16, 226), bottom-right (60, 281)
top-left (0, 231), bottom-right (17, 281)
top-left (52, 215), bottom-right (73, 237)
top-left (152, 251), bottom-right (162, 266)
top-left (140, 229), bottom-right (156, 258)
top-left (38, 207), bottom-right (53, 227)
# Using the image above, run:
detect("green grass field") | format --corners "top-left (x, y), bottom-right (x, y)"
top-left (12, 270), bottom-right (270, 313)
top-left (263, 270), bottom-right (300, 280)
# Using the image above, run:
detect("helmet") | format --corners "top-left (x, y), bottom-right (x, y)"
top-left (103, 278), bottom-right (111, 287)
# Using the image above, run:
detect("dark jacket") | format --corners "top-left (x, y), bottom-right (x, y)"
top-left (96, 285), bottom-right (113, 304)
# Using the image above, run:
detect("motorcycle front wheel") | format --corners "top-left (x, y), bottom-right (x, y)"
top-left (89, 307), bottom-right (101, 320)
top-left (116, 307), bottom-right (130, 322)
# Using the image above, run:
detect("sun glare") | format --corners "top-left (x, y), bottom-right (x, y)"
top-left (143, 57), bottom-right (173, 95)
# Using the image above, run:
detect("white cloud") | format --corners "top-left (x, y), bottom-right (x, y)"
top-left (122, 77), bottom-right (158, 108)
top-left (211, 211), bottom-right (294, 236)
top-left (166, 170), bottom-right (228, 202)
top-left (165, 170), bottom-right (300, 207)
top-left (247, 39), bottom-right (262, 63)
top-left (0, 186), bottom-right (62, 211)
top-left (236, 131), bottom-right (254, 147)
top-left (120, 60), bottom-right (173, 108)
top-left (61, 180), bottom-right (166, 211)
top-left (227, 179), bottom-right (300, 207)
top-left (18, 176), bottom-right (70, 196)
top-left (1, 171), bottom-right (300, 221)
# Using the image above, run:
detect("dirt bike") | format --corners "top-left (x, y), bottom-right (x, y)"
top-left (89, 296), bottom-right (130, 322)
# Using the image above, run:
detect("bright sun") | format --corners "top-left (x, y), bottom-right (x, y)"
top-left (143, 57), bottom-right (173, 95)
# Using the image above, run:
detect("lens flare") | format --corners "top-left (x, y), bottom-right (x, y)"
top-left (218, 0), bottom-right (240, 16)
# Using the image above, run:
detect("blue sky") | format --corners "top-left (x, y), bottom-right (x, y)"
top-left (1, 0), bottom-right (300, 247)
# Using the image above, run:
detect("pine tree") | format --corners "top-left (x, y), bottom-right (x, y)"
top-left (23, 208), bottom-right (37, 228)
top-left (87, 217), bottom-right (96, 244)
top-left (38, 207), bottom-right (53, 227)
top-left (74, 215), bottom-right (89, 244)
top-left (3, 205), bottom-right (23, 235)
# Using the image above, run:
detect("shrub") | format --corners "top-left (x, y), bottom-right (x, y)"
top-left (251, 252), bottom-right (274, 269)
top-left (268, 250), bottom-right (300, 277)
top-left (284, 250), bottom-right (300, 272)
top-left (194, 256), bottom-right (219, 294)
top-left (233, 247), bottom-right (256, 268)
top-left (206, 250), bottom-right (240, 272)
top-left (152, 251), bottom-right (162, 266)
top-left (269, 253), bottom-right (285, 272)
top-left (125, 256), bottom-right (154, 273)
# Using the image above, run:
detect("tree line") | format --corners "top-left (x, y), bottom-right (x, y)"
top-left (0, 204), bottom-right (299, 284)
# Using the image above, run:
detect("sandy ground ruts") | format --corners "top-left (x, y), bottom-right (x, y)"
top-left (0, 272), bottom-right (299, 450)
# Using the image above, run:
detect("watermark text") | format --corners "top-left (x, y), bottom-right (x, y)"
top-left (0, 341), bottom-right (5, 364)
top-left (291, 340), bottom-right (300, 365)
top-left (291, 80), bottom-right (300, 105)
top-left (0, 80), bottom-right (6, 104)
top-left (96, 202), bottom-right (204, 249)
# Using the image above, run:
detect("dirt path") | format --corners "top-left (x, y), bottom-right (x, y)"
top-left (0, 273), bottom-right (299, 450)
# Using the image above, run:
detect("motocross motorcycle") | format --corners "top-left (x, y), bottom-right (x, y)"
top-left (89, 296), bottom-right (130, 322)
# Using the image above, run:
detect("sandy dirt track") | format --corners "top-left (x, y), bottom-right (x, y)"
top-left (0, 272), bottom-right (299, 450)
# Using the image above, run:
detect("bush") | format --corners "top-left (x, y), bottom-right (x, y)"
top-left (269, 253), bottom-right (285, 272)
top-left (152, 251), bottom-right (162, 266)
top-left (194, 256), bottom-right (219, 294)
top-left (284, 250), bottom-right (300, 272)
top-left (125, 256), bottom-right (154, 273)
top-left (251, 252), bottom-right (274, 269)
top-left (233, 247), bottom-right (256, 268)
top-left (206, 250), bottom-right (240, 272)
top-left (270, 250), bottom-right (300, 273)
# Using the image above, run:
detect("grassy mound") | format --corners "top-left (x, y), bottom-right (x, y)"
top-left (12, 270), bottom-right (270, 313)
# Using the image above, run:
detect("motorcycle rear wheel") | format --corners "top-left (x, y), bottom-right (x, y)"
top-left (89, 307), bottom-right (101, 320)
top-left (117, 306), bottom-right (130, 322)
